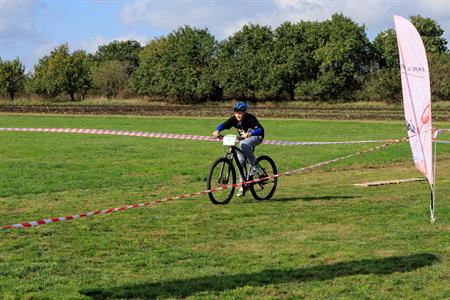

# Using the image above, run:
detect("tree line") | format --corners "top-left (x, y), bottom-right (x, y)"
top-left (1, 14), bottom-right (449, 103)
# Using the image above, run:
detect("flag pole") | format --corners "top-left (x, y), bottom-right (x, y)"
top-left (430, 129), bottom-right (438, 223)
top-left (430, 185), bottom-right (435, 223)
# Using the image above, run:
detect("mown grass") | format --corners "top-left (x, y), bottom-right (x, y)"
top-left (0, 114), bottom-right (449, 299)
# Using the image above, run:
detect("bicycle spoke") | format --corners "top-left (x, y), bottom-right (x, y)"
top-left (250, 156), bottom-right (277, 200)
top-left (207, 158), bottom-right (236, 204)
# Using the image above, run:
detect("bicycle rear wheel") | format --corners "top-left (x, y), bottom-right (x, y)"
top-left (250, 155), bottom-right (278, 200)
top-left (207, 157), bottom-right (236, 204)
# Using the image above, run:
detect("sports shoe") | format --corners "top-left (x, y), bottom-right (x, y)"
top-left (236, 187), bottom-right (245, 197)
top-left (249, 165), bottom-right (262, 176)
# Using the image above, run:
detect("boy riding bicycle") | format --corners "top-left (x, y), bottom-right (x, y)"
top-left (212, 102), bottom-right (264, 196)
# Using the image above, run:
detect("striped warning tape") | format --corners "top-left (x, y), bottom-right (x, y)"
top-left (0, 127), bottom-right (213, 141)
top-left (0, 127), bottom-right (406, 145)
top-left (1, 136), bottom-right (405, 229)
top-left (1, 127), bottom-right (448, 145)
top-left (436, 129), bottom-right (450, 144)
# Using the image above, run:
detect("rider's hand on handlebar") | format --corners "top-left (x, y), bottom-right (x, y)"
top-left (212, 130), bottom-right (220, 138)
top-left (241, 132), bottom-right (251, 139)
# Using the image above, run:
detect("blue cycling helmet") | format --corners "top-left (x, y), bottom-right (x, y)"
top-left (233, 101), bottom-right (248, 112)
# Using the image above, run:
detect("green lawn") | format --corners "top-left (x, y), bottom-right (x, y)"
top-left (0, 114), bottom-right (449, 299)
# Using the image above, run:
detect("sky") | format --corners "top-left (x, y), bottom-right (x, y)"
top-left (1, 0), bottom-right (449, 71)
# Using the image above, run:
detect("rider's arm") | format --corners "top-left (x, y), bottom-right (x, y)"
top-left (217, 117), bottom-right (236, 132)
top-left (215, 124), bottom-right (224, 131)
top-left (250, 127), bottom-right (263, 136)
top-left (247, 114), bottom-right (264, 136)
top-left (214, 117), bottom-right (236, 137)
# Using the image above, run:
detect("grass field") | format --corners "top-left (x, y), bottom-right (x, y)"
top-left (0, 114), bottom-right (449, 299)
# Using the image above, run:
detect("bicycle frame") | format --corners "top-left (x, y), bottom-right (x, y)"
top-left (223, 144), bottom-right (251, 185)
top-left (208, 135), bottom-right (277, 203)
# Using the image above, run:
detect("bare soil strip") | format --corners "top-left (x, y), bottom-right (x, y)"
top-left (1, 104), bottom-right (449, 120)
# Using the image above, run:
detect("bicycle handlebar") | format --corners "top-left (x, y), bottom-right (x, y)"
top-left (214, 134), bottom-right (244, 141)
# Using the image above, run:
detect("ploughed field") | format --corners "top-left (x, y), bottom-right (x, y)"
top-left (0, 114), bottom-right (449, 299)
top-left (1, 103), bottom-right (450, 121)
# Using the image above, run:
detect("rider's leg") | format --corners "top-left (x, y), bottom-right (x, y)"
top-left (240, 136), bottom-right (263, 167)
top-left (236, 151), bottom-right (247, 196)
top-left (240, 136), bottom-right (263, 176)
top-left (236, 137), bottom-right (263, 196)
top-left (237, 150), bottom-right (247, 183)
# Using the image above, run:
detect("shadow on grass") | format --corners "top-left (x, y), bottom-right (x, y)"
top-left (269, 195), bottom-right (359, 202)
top-left (81, 253), bottom-right (438, 299)
top-left (241, 195), bottom-right (358, 203)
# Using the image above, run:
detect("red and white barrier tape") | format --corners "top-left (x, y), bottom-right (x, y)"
top-left (436, 129), bottom-right (450, 144)
top-left (1, 137), bottom-right (405, 230)
top-left (0, 127), bottom-right (405, 145)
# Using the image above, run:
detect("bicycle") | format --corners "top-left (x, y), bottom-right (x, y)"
top-left (206, 134), bottom-right (278, 204)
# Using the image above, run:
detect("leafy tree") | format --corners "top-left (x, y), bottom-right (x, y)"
top-left (368, 15), bottom-right (449, 102)
top-left (373, 16), bottom-right (448, 70)
top-left (299, 13), bottom-right (374, 100)
top-left (32, 45), bottom-right (67, 98)
top-left (358, 68), bottom-right (401, 102)
top-left (95, 40), bottom-right (142, 75)
top-left (92, 60), bottom-right (129, 98)
top-left (0, 57), bottom-right (25, 101)
top-left (165, 26), bottom-right (218, 101)
top-left (32, 44), bottom-right (91, 101)
top-left (273, 21), bottom-right (321, 100)
top-left (23, 72), bottom-right (35, 95)
top-left (65, 50), bottom-right (92, 100)
top-left (410, 15), bottom-right (448, 54)
top-left (128, 37), bottom-right (170, 97)
top-left (373, 29), bottom-right (399, 68)
top-left (130, 26), bottom-right (218, 101)
top-left (429, 52), bottom-right (450, 100)
top-left (217, 24), bottom-right (278, 100)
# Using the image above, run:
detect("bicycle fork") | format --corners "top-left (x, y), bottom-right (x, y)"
top-left (218, 156), bottom-right (232, 185)
top-left (231, 154), bottom-right (251, 194)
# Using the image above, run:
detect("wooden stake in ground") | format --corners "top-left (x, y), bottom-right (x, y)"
top-left (353, 178), bottom-right (426, 187)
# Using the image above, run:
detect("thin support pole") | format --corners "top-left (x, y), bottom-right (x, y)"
top-left (430, 130), bottom-right (438, 223)
top-left (430, 186), bottom-right (436, 223)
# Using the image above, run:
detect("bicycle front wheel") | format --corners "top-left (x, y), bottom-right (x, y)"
top-left (207, 157), bottom-right (236, 204)
top-left (250, 155), bottom-right (278, 200)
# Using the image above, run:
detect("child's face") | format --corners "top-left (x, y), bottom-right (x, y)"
top-left (234, 111), bottom-right (245, 121)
